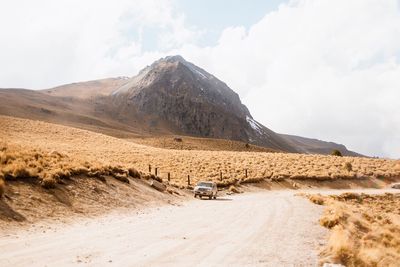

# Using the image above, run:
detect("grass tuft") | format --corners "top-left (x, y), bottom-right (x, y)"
top-left (307, 193), bottom-right (400, 266)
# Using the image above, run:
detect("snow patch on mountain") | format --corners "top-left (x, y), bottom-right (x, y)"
top-left (247, 116), bottom-right (264, 135)
top-left (194, 68), bottom-right (207, 79)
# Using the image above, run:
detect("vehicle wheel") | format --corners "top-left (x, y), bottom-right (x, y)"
top-left (213, 196), bottom-right (216, 199)
top-left (209, 196), bottom-right (212, 200)
top-left (194, 194), bottom-right (197, 198)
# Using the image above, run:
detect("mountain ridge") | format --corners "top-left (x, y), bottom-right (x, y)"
top-left (0, 55), bottom-right (361, 156)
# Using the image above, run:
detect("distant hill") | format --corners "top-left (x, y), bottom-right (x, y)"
top-left (43, 77), bottom-right (129, 99)
top-left (279, 134), bottom-right (363, 156)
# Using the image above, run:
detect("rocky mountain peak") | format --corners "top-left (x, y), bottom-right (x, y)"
top-left (113, 55), bottom-right (251, 118)
top-left (110, 55), bottom-right (298, 152)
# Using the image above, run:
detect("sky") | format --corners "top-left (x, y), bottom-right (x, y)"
top-left (0, 0), bottom-right (399, 158)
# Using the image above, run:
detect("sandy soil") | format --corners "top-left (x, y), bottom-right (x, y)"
top-left (0, 176), bottom-right (187, 230)
top-left (0, 191), bottom-right (327, 267)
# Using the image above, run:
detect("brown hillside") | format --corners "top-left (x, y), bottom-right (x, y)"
top-left (42, 77), bottom-right (129, 99)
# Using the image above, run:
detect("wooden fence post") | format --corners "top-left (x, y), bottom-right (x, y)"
top-left (155, 167), bottom-right (158, 176)
top-left (187, 175), bottom-right (190, 185)
top-left (149, 164), bottom-right (151, 173)
top-left (220, 171), bottom-right (222, 181)
top-left (168, 172), bottom-right (170, 182)
top-left (245, 169), bottom-right (248, 178)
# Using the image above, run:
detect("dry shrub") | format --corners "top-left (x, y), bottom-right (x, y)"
top-left (173, 137), bottom-right (183, 142)
top-left (147, 174), bottom-right (162, 183)
top-left (344, 162), bottom-right (353, 172)
top-left (228, 185), bottom-right (241, 193)
top-left (324, 225), bottom-right (353, 264)
top-left (310, 193), bottom-right (400, 266)
top-left (128, 168), bottom-right (141, 178)
top-left (331, 149), bottom-right (343, 157)
top-left (319, 204), bottom-right (346, 229)
top-left (53, 169), bottom-right (71, 180)
top-left (41, 177), bottom-right (56, 189)
top-left (307, 194), bottom-right (325, 205)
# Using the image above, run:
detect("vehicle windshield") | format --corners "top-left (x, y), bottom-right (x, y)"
top-left (197, 182), bottom-right (213, 188)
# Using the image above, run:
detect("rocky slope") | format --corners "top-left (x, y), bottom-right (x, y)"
top-left (111, 56), bottom-right (298, 152)
top-left (280, 134), bottom-right (363, 157)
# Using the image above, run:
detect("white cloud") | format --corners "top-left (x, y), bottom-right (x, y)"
top-left (0, 0), bottom-right (399, 158)
top-left (178, 0), bottom-right (400, 158)
top-left (0, 0), bottom-right (199, 88)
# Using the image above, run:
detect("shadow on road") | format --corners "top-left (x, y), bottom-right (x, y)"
top-left (214, 198), bottom-right (233, 201)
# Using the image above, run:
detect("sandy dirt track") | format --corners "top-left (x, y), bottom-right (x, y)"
top-left (0, 191), bottom-right (328, 267)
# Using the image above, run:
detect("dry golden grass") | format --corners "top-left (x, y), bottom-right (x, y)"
top-left (307, 193), bottom-right (400, 266)
top-left (228, 185), bottom-right (242, 194)
top-left (308, 193), bottom-right (325, 205)
top-left (1, 115), bottom-right (399, 188)
top-left (0, 142), bottom-right (142, 191)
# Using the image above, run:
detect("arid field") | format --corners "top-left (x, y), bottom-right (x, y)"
top-left (1, 115), bottom-right (399, 188)
top-left (306, 192), bottom-right (400, 267)
top-left (1, 115), bottom-right (400, 265)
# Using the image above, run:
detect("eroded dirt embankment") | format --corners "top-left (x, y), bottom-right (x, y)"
top-left (0, 143), bottom-right (187, 230)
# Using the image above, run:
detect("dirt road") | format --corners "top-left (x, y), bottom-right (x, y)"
top-left (0, 191), bottom-right (328, 267)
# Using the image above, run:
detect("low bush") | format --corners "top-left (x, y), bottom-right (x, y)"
top-left (344, 162), bottom-right (353, 172)
top-left (128, 168), bottom-right (141, 178)
top-left (331, 149), bottom-right (343, 157)
top-left (173, 137), bottom-right (183, 142)
top-left (41, 177), bottom-right (56, 189)
top-left (308, 194), bottom-right (325, 205)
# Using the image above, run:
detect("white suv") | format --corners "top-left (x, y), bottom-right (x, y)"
top-left (194, 181), bottom-right (217, 199)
